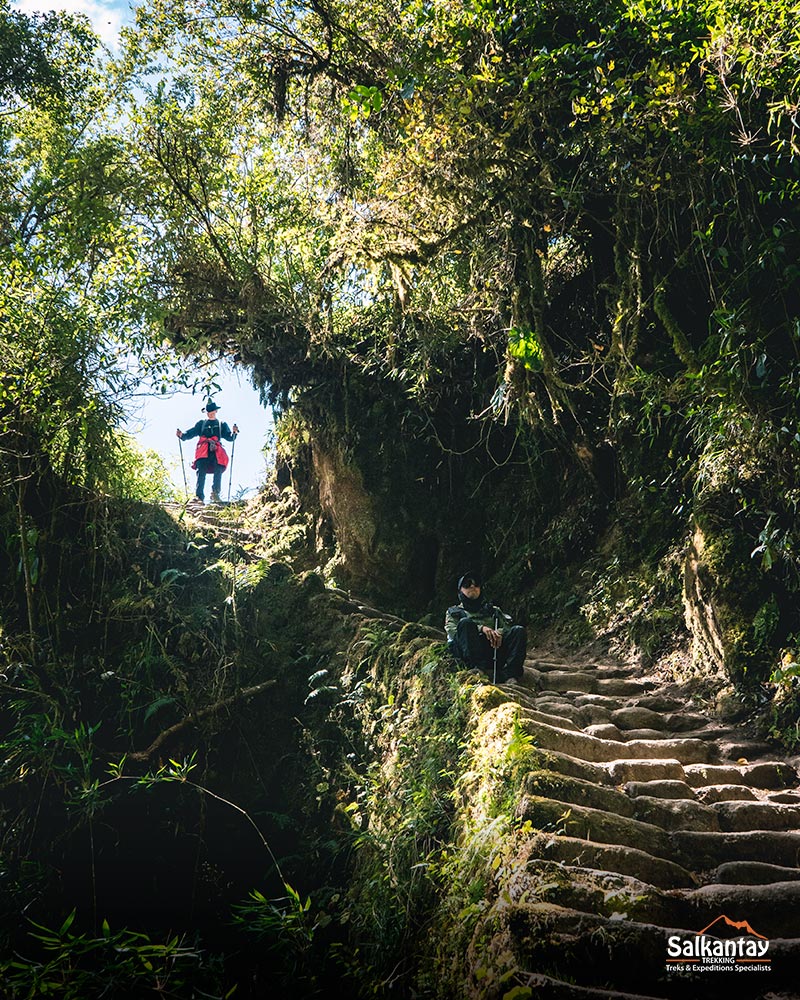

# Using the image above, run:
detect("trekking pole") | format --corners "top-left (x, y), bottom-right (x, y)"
top-left (492, 610), bottom-right (499, 686)
top-left (178, 435), bottom-right (189, 498)
top-left (227, 434), bottom-right (236, 502)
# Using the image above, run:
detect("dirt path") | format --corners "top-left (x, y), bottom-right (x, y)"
top-left (491, 652), bottom-right (800, 999)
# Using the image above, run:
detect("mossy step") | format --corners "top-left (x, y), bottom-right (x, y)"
top-left (713, 861), bottom-right (800, 884)
top-left (522, 796), bottom-right (800, 869)
top-left (517, 795), bottom-right (673, 857)
top-left (523, 771), bottom-right (719, 832)
top-left (521, 717), bottom-right (714, 764)
top-left (684, 881), bottom-right (800, 936)
top-left (673, 830), bottom-right (800, 869)
top-left (510, 861), bottom-right (684, 928)
top-left (537, 748), bottom-right (613, 784)
top-left (523, 832), bottom-right (696, 888)
top-left (683, 762), bottom-right (798, 789)
top-left (523, 770), bottom-right (636, 817)
top-left (510, 861), bottom-right (800, 938)
top-left (485, 901), bottom-right (800, 995)
top-left (525, 709), bottom-right (584, 732)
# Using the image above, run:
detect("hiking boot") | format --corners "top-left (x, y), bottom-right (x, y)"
top-left (504, 676), bottom-right (523, 687)
top-left (210, 490), bottom-right (221, 504)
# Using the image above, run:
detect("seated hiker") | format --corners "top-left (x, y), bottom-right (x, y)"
top-left (177, 399), bottom-right (238, 503)
top-left (445, 572), bottom-right (526, 685)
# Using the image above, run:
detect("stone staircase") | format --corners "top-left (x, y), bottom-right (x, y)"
top-left (489, 654), bottom-right (800, 999)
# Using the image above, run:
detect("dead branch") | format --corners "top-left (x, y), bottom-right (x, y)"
top-left (130, 678), bottom-right (277, 762)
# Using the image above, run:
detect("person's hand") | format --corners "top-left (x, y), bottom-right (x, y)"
top-left (232, 423), bottom-right (239, 435)
top-left (482, 627), bottom-right (502, 649)
top-left (176, 429), bottom-right (183, 438)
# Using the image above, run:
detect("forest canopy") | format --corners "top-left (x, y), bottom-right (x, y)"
top-left (2, 0), bottom-right (800, 644)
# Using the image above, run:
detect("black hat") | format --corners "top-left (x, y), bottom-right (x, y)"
top-left (204, 400), bottom-right (220, 411)
top-left (458, 572), bottom-right (482, 590)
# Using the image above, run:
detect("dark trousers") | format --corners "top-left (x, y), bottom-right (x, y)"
top-left (449, 619), bottom-right (526, 680)
top-left (195, 461), bottom-right (223, 501)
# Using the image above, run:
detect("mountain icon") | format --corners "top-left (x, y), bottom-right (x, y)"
top-left (696, 915), bottom-right (767, 940)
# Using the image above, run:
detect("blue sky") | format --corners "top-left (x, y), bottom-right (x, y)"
top-left (14, 0), bottom-right (132, 48)
top-left (124, 364), bottom-right (274, 499)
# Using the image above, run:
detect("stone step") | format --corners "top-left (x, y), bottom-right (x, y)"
top-left (611, 706), bottom-right (671, 731)
top-left (604, 758), bottom-right (688, 784)
top-left (508, 861), bottom-right (684, 930)
top-left (584, 723), bottom-right (625, 740)
top-left (522, 717), bottom-right (714, 764)
top-left (528, 659), bottom-right (635, 678)
top-left (523, 832), bottom-right (697, 889)
top-left (673, 830), bottom-right (800, 870)
top-left (624, 780), bottom-right (696, 800)
top-left (684, 762), bottom-right (798, 789)
top-left (526, 709), bottom-right (584, 732)
top-left (541, 749), bottom-right (689, 787)
top-left (529, 670), bottom-right (600, 693)
top-left (634, 694), bottom-right (685, 712)
top-left (713, 861), bottom-right (800, 884)
top-left (511, 861), bottom-right (800, 938)
top-left (576, 704), bottom-right (614, 725)
top-left (767, 790), bottom-right (800, 804)
top-left (535, 671), bottom-right (658, 697)
top-left (537, 748), bottom-right (613, 784)
top-left (696, 784), bottom-right (759, 803)
top-left (628, 794), bottom-right (720, 832)
top-left (718, 739), bottom-right (778, 761)
top-left (712, 800), bottom-right (800, 832)
top-left (523, 772), bottom-right (720, 832)
top-left (517, 795), bottom-right (674, 858)
top-left (615, 727), bottom-right (680, 741)
top-left (609, 706), bottom-right (713, 734)
top-left (524, 770), bottom-right (636, 817)
top-left (684, 880), bottom-right (800, 936)
top-left (531, 699), bottom-right (591, 724)
top-left (489, 901), bottom-right (800, 995)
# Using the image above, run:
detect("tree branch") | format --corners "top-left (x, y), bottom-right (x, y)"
top-left (130, 678), bottom-right (277, 761)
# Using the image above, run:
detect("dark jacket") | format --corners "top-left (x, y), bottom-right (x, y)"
top-left (181, 418), bottom-right (236, 443)
top-left (445, 600), bottom-right (512, 644)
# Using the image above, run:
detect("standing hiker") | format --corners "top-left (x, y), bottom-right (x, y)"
top-left (445, 572), bottom-right (526, 685)
top-left (176, 400), bottom-right (239, 503)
